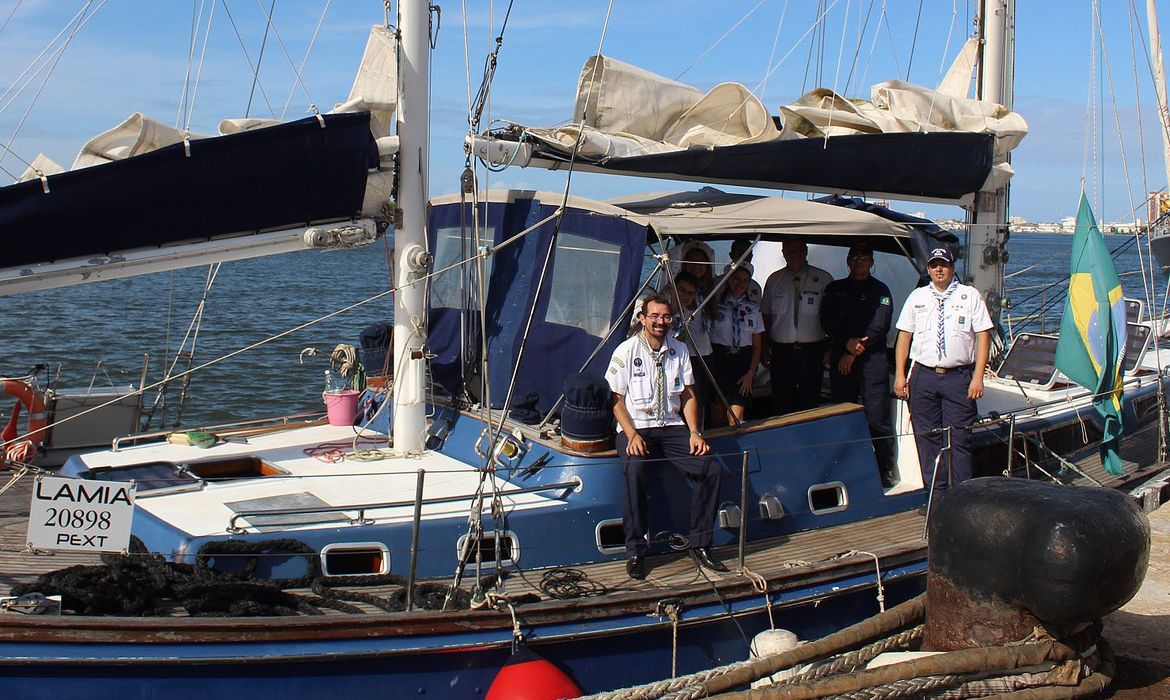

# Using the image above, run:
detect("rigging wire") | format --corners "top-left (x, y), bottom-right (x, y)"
top-left (217, 0), bottom-right (277, 120)
top-left (674, 0), bottom-right (768, 82)
top-left (183, 0), bottom-right (219, 132)
top-left (904, 0), bottom-right (924, 80)
top-left (0, 0), bottom-right (104, 176)
top-left (759, 0), bottom-right (790, 96)
top-left (249, 0), bottom-right (278, 118)
top-left (0, 0), bottom-right (23, 42)
top-left (177, 0), bottom-right (207, 130)
top-left (280, 0), bottom-right (332, 120)
top-left (253, 0), bottom-right (319, 115)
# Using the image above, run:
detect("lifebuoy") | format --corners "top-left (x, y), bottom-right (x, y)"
top-left (1, 379), bottom-right (48, 464)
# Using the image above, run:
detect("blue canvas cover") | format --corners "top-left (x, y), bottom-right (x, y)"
top-left (428, 197), bottom-right (645, 415)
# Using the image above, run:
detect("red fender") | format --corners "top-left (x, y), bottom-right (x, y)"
top-left (1, 379), bottom-right (48, 464)
top-left (486, 644), bottom-right (582, 700)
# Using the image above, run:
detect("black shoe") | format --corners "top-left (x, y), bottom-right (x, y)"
top-left (692, 547), bottom-right (729, 573)
top-left (626, 553), bottom-right (647, 580)
top-left (880, 471), bottom-right (896, 488)
top-left (916, 504), bottom-right (928, 516)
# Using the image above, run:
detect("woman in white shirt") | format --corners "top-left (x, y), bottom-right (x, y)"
top-left (708, 264), bottom-right (764, 426)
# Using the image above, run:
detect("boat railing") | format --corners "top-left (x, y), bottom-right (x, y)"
top-left (111, 410), bottom-right (327, 452)
top-left (1005, 268), bottom-right (1149, 334)
top-left (225, 477), bottom-right (582, 534)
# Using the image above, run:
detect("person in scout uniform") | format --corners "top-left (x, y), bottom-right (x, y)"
top-left (607, 294), bottom-right (727, 580)
top-left (820, 242), bottom-right (896, 487)
top-left (709, 263), bottom-right (764, 426)
top-left (762, 240), bottom-right (833, 414)
top-left (893, 247), bottom-right (992, 493)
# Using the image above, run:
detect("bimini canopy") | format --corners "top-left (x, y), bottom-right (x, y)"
top-left (425, 188), bottom-right (953, 416)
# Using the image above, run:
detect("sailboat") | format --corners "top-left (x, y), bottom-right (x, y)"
top-left (0, 1), bottom-right (1166, 698)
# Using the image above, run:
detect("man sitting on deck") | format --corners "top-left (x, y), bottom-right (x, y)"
top-left (607, 294), bottom-right (727, 579)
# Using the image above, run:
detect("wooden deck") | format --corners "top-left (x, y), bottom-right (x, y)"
top-left (0, 468), bottom-right (927, 619)
top-left (2, 422), bottom-right (1165, 622)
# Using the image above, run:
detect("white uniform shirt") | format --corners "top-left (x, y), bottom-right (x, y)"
top-left (895, 282), bottom-right (993, 368)
top-left (762, 265), bottom-right (833, 343)
top-left (606, 333), bottom-right (694, 431)
top-left (710, 295), bottom-right (763, 348)
top-left (674, 307), bottom-right (713, 356)
top-left (714, 272), bottom-right (762, 304)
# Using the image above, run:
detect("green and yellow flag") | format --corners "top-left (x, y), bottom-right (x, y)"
top-left (1054, 194), bottom-right (1127, 475)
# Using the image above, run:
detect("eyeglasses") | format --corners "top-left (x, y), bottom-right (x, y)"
top-left (644, 313), bottom-right (673, 322)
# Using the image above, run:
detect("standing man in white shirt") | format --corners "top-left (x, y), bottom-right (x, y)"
top-left (893, 247), bottom-right (992, 492)
top-left (762, 240), bottom-right (833, 414)
top-left (607, 294), bottom-right (727, 580)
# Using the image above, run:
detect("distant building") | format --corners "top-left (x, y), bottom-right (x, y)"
top-left (1148, 191), bottom-right (1170, 225)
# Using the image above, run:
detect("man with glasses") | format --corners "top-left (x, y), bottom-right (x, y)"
top-left (821, 242), bottom-right (895, 487)
top-left (893, 248), bottom-right (992, 494)
top-left (607, 294), bottom-right (726, 579)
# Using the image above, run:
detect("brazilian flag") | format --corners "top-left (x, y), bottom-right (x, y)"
top-left (1054, 194), bottom-right (1127, 475)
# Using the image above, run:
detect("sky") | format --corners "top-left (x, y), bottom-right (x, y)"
top-left (1, 0), bottom-right (1169, 224)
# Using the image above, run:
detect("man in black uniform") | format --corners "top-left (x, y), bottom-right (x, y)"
top-left (820, 242), bottom-right (896, 487)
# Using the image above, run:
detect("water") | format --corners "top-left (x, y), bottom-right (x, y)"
top-left (0, 232), bottom-right (1162, 428)
top-left (0, 244), bottom-right (393, 427)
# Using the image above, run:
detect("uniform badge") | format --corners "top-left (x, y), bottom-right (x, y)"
top-left (613, 357), bottom-right (625, 368)
top-left (609, 367), bottom-right (617, 375)
top-left (880, 296), bottom-right (891, 305)
top-left (633, 357), bottom-right (642, 367)
top-left (813, 276), bottom-right (819, 283)
top-left (669, 348), bottom-right (676, 356)
top-left (959, 315), bottom-right (966, 324)
top-left (961, 294), bottom-right (968, 300)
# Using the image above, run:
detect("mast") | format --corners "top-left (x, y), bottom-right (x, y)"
top-left (966, 0), bottom-right (1014, 336)
top-left (1148, 0), bottom-right (1170, 204)
top-left (393, 0), bottom-right (430, 454)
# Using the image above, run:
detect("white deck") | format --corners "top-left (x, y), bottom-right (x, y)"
top-left (75, 424), bottom-right (572, 538)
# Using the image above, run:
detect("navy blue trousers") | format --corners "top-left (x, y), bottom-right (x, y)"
top-left (770, 341), bottom-right (825, 414)
top-left (829, 349), bottom-right (894, 475)
top-left (908, 365), bottom-right (977, 489)
top-left (617, 426), bottom-right (721, 554)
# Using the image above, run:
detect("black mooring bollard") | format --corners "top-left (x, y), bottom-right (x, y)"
top-left (924, 476), bottom-right (1150, 650)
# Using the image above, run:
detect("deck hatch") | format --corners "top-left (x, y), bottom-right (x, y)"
top-left (225, 492), bottom-right (349, 532)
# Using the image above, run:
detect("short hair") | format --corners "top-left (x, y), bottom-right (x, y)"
top-left (847, 242), bottom-right (874, 259)
top-left (639, 294), bottom-right (674, 316)
top-left (730, 239), bottom-right (753, 256)
top-left (673, 271), bottom-right (700, 288)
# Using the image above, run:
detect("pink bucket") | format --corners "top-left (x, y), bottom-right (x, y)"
top-left (323, 390), bottom-right (360, 426)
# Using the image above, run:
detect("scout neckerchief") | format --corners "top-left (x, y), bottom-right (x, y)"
top-left (636, 330), bottom-right (669, 423)
top-left (729, 294), bottom-right (752, 347)
top-left (930, 279), bottom-right (958, 361)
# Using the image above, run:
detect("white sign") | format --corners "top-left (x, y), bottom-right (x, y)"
top-left (27, 477), bottom-right (136, 552)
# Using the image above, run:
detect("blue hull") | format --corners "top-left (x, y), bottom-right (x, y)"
top-left (0, 568), bottom-right (924, 699)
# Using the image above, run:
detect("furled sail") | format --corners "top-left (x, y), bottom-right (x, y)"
top-left (471, 53), bottom-right (1028, 202)
top-left (0, 26), bottom-right (398, 295)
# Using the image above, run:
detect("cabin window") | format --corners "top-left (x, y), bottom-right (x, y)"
top-left (544, 232), bottom-right (620, 337)
top-left (455, 530), bottom-right (519, 568)
top-left (321, 542), bottom-right (390, 577)
top-left (595, 518), bottom-right (626, 554)
top-left (808, 481), bottom-right (849, 515)
top-left (430, 226), bottom-right (495, 310)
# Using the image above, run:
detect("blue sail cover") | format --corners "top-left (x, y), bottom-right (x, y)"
top-left (0, 113), bottom-right (376, 267)
top-left (428, 196), bottom-right (645, 415)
